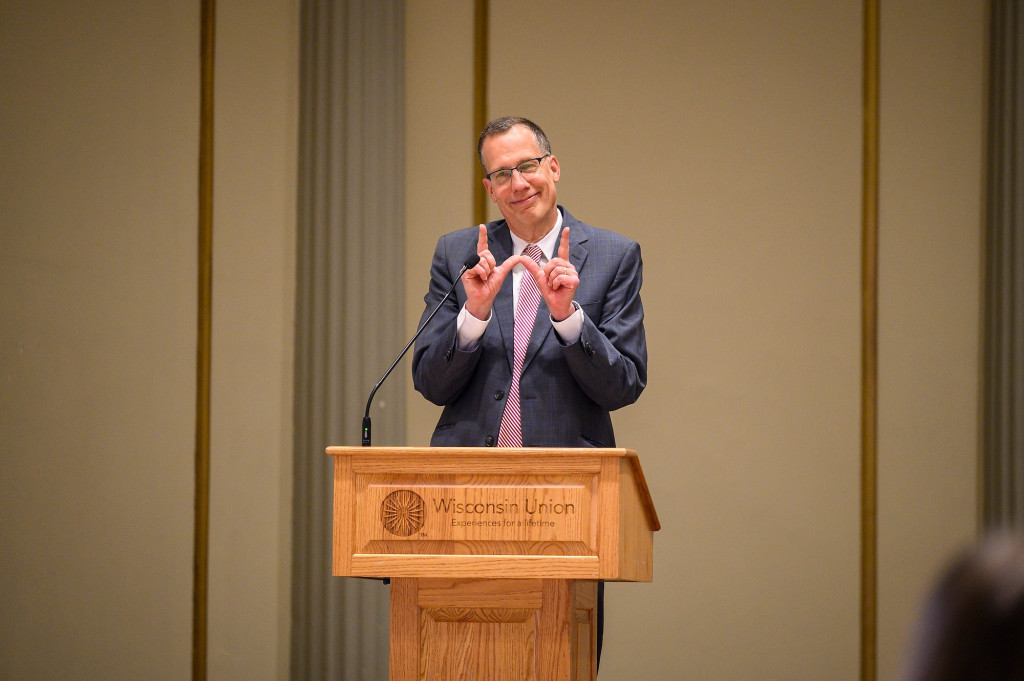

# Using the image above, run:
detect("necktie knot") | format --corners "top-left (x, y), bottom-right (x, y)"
top-left (523, 244), bottom-right (543, 265)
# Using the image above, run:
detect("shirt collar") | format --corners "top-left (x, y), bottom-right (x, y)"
top-left (509, 208), bottom-right (563, 263)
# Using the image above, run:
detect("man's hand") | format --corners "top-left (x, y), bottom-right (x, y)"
top-left (522, 227), bottom-right (578, 321)
top-left (462, 224), bottom-right (522, 320)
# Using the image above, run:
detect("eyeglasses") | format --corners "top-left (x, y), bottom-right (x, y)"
top-left (484, 154), bottom-right (550, 186)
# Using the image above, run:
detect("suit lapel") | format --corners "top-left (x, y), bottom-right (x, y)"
top-left (489, 222), bottom-right (517, 370)
top-left (520, 215), bottom-right (590, 373)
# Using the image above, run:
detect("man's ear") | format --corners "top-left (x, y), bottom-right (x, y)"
top-left (483, 178), bottom-right (498, 202)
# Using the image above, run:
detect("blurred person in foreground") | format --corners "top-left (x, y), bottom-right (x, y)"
top-left (904, 533), bottom-right (1024, 681)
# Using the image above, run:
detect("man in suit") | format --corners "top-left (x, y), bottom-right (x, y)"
top-left (412, 116), bottom-right (647, 447)
top-left (411, 117), bottom-right (647, 673)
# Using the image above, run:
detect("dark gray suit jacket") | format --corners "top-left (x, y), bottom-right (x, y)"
top-left (412, 207), bottom-right (647, 448)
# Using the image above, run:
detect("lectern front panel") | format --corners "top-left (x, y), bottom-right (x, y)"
top-left (328, 447), bottom-right (655, 581)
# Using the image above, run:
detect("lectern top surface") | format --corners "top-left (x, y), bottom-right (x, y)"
top-left (326, 446), bottom-right (638, 458)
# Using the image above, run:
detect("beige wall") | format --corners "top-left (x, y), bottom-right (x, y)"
top-left (0, 0), bottom-right (985, 679)
top-left (207, 0), bottom-right (298, 679)
top-left (406, 1), bottom-right (985, 680)
top-left (404, 0), bottom-right (478, 441)
top-left (0, 0), bottom-right (297, 679)
top-left (877, 0), bottom-right (985, 676)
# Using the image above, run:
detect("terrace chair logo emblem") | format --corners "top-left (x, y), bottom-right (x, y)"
top-left (381, 490), bottom-right (425, 536)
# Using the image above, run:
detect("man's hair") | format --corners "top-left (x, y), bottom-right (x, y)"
top-left (477, 116), bottom-right (552, 170)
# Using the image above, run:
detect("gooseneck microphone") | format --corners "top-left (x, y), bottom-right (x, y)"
top-left (361, 254), bottom-right (481, 446)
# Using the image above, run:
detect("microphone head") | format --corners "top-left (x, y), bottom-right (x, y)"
top-left (463, 254), bottom-right (481, 269)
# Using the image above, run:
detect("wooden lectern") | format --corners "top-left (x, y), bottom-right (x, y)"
top-left (327, 446), bottom-right (660, 681)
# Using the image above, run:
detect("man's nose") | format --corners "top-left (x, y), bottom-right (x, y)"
top-left (509, 168), bottom-right (530, 189)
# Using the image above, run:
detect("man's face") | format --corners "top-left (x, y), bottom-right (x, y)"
top-left (481, 125), bottom-right (560, 241)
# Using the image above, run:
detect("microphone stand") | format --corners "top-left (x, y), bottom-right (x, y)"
top-left (361, 255), bottom-right (480, 446)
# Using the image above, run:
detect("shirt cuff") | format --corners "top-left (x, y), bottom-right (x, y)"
top-left (456, 304), bottom-right (490, 350)
top-left (551, 301), bottom-right (584, 344)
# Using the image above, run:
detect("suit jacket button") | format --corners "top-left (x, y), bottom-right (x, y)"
top-left (444, 348), bottom-right (453, 361)
top-left (494, 390), bottom-right (504, 400)
top-left (485, 436), bottom-right (494, 446)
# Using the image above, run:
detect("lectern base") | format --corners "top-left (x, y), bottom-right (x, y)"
top-left (390, 577), bottom-right (597, 681)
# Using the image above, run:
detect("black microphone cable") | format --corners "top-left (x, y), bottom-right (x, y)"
top-left (361, 254), bottom-right (481, 446)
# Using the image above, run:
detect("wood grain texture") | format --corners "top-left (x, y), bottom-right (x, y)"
top-left (328, 447), bottom-right (658, 582)
top-left (334, 448), bottom-right (653, 677)
top-left (388, 577), bottom-right (596, 681)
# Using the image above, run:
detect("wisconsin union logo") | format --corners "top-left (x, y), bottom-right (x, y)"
top-left (381, 490), bottom-right (425, 536)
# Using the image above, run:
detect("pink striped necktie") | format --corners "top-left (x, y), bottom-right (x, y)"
top-left (497, 244), bottom-right (544, 447)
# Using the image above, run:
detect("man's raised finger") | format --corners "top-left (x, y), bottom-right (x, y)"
top-left (477, 224), bottom-right (489, 254)
top-left (557, 226), bottom-right (570, 261)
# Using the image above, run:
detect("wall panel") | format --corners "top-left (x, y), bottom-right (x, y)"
top-left (0, 2), bottom-right (199, 678)
top-left (208, 0), bottom-right (299, 679)
top-left (877, 1), bottom-right (985, 678)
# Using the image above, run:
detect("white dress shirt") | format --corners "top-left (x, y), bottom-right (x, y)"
top-left (456, 210), bottom-right (584, 350)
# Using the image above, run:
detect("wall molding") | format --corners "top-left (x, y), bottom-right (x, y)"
top-left (193, 0), bottom-right (216, 679)
top-left (860, 0), bottom-right (880, 679)
top-left (473, 0), bottom-right (488, 225)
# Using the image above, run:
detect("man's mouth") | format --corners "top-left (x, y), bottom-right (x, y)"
top-left (510, 193), bottom-right (537, 207)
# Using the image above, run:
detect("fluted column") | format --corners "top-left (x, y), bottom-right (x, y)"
top-left (983, 0), bottom-right (1024, 528)
top-left (291, 0), bottom-right (404, 678)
